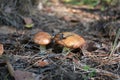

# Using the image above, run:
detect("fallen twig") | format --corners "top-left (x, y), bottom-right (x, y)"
top-left (6, 60), bottom-right (15, 78)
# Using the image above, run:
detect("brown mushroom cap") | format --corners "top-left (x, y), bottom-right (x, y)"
top-left (0, 44), bottom-right (4, 56)
top-left (34, 32), bottom-right (51, 45)
top-left (54, 32), bottom-right (86, 49)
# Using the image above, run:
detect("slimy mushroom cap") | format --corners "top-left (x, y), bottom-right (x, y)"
top-left (54, 32), bottom-right (86, 49)
top-left (34, 32), bottom-right (51, 46)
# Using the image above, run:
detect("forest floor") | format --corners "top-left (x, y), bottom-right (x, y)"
top-left (0, 2), bottom-right (120, 80)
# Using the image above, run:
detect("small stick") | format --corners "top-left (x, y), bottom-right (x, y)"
top-left (95, 68), bottom-right (120, 79)
top-left (6, 60), bottom-right (15, 77)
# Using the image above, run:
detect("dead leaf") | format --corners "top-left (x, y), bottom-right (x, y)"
top-left (4, 7), bottom-right (12, 13)
top-left (25, 24), bottom-right (34, 28)
top-left (0, 26), bottom-right (16, 34)
top-left (35, 59), bottom-right (49, 67)
top-left (23, 17), bottom-right (34, 28)
top-left (73, 58), bottom-right (79, 64)
top-left (23, 17), bottom-right (33, 24)
top-left (0, 44), bottom-right (4, 56)
top-left (66, 52), bottom-right (75, 59)
top-left (14, 70), bottom-right (36, 80)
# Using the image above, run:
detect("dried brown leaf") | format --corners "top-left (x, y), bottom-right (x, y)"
top-left (14, 70), bottom-right (36, 80)
top-left (23, 17), bottom-right (33, 25)
top-left (35, 59), bottom-right (49, 67)
top-left (0, 44), bottom-right (4, 56)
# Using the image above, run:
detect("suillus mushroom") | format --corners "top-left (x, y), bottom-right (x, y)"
top-left (33, 31), bottom-right (52, 54)
top-left (0, 43), bottom-right (4, 56)
top-left (54, 32), bottom-right (86, 55)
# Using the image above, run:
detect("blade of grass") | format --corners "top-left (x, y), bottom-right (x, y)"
top-left (109, 28), bottom-right (120, 58)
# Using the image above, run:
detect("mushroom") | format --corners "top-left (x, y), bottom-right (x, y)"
top-left (54, 32), bottom-right (86, 55)
top-left (0, 43), bottom-right (4, 56)
top-left (33, 31), bottom-right (52, 54)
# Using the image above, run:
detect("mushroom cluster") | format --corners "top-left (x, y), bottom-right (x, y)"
top-left (33, 31), bottom-right (86, 55)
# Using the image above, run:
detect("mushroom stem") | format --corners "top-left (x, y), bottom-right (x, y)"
top-left (39, 45), bottom-right (46, 54)
top-left (62, 47), bottom-right (71, 55)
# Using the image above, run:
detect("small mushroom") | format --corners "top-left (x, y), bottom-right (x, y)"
top-left (33, 31), bottom-right (52, 54)
top-left (0, 43), bottom-right (4, 56)
top-left (54, 32), bottom-right (86, 54)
